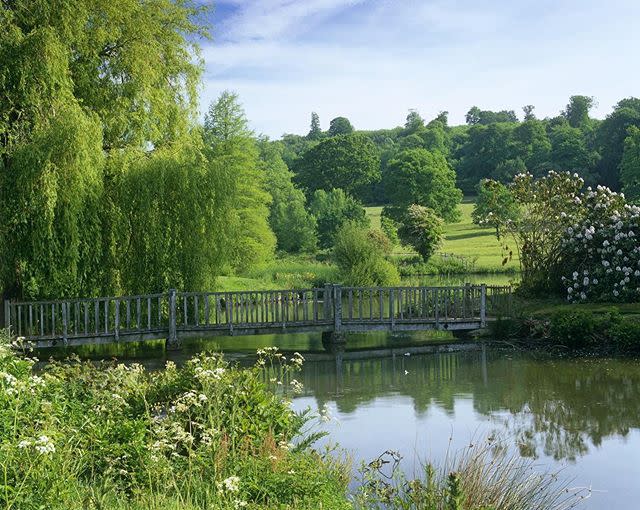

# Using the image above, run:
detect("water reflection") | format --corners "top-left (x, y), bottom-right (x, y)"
top-left (296, 349), bottom-right (640, 463)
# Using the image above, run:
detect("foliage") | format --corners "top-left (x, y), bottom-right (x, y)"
top-left (310, 189), bottom-right (369, 249)
top-left (307, 112), bottom-right (323, 140)
top-left (204, 91), bottom-right (276, 272)
top-left (384, 148), bottom-right (462, 222)
top-left (560, 202), bottom-right (640, 303)
top-left (0, 0), bottom-right (208, 299)
top-left (549, 308), bottom-right (616, 348)
top-left (327, 117), bottom-right (354, 137)
top-left (465, 107), bottom-right (518, 125)
top-left (475, 171), bottom-right (625, 294)
top-left (294, 134), bottom-right (380, 200)
top-left (620, 125), bottom-right (640, 201)
top-left (0, 342), bottom-right (351, 509)
top-left (596, 97), bottom-right (640, 190)
top-left (259, 140), bottom-right (318, 253)
top-left (395, 205), bottom-right (444, 261)
top-left (354, 440), bottom-right (589, 510)
top-left (563, 95), bottom-right (595, 129)
top-left (472, 180), bottom-right (518, 238)
top-left (333, 223), bottom-right (399, 287)
top-left (110, 137), bottom-right (227, 294)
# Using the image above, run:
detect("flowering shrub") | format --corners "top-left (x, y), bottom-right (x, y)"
top-left (561, 202), bottom-right (640, 303)
top-left (475, 171), bottom-right (628, 296)
top-left (0, 337), bottom-right (350, 510)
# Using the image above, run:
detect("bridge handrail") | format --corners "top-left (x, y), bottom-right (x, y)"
top-left (4, 284), bottom-right (512, 347)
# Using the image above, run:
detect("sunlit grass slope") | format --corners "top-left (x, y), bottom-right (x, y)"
top-left (366, 200), bottom-right (519, 273)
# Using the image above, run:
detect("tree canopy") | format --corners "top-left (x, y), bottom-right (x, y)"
top-left (294, 133), bottom-right (380, 199)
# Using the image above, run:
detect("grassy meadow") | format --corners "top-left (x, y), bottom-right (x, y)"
top-left (366, 200), bottom-right (519, 273)
top-left (215, 200), bottom-right (519, 292)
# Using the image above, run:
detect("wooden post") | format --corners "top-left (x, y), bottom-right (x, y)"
top-left (480, 284), bottom-right (487, 327)
top-left (389, 289), bottom-right (395, 331)
top-left (3, 300), bottom-right (10, 333)
top-left (324, 284), bottom-right (332, 320)
top-left (333, 285), bottom-right (342, 334)
top-left (114, 299), bottom-right (120, 342)
top-left (62, 302), bottom-right (68, 345)
top-left (167, 289), bottom-right (180, 350)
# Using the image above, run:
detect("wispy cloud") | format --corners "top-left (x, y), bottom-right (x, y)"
top-left (200, 0), bottom-right (640, 137)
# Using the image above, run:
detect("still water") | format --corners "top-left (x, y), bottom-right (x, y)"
top-left (290, 348), bottom-right (640, 510)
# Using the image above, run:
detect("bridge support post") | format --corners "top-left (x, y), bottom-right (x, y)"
top-left (322, 330), bottom-right (346, 350)
top-left (333, 284), bottom-right (342, 334)
top-left (480, 284), bottom-right (487, 328)
top-left (166, 289), bottom-right (181, 350)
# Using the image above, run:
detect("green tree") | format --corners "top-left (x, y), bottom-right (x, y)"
top-left (327, 117), bottom-right (354, 137)
top-left (204, 91), bottom-right (275, 272)
top-left (563, 95), bottom-right (595, 129)
top-left (620, 126), bottom-right (640, 201)
top-left (307, 112), bottom-right (322, 140)
top-left (0, 0), bottom-right (207, 299)
top-left (259, 140), bottom-right (317, 253)
top-left (550, 124), bottom-right (598, 177)
top-left (384, 148), bottom-right (462, 222)
top-left (294, 134), bottom-right (380, 199)
top-left (465, 107), bottom-right (518, 125)
top-left (522, 105), bottom-right (536, 121)
top-left (396, 205), bottom-right (444, 261)
top-left (513, 119), bottom-right (551, 175)
top-left (404, 109), bottom-right (425, 135)
top-left (472, 179), bottom-right (518, 238)
top-left (597, 97), bottom-right (640, 190)
top-left (333, 222), bottom-right (399, 286)
top-left (309, 189), bottom-right (369, 248)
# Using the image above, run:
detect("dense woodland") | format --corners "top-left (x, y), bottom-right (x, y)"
top-left (1, 1), bottom-right (640, 302)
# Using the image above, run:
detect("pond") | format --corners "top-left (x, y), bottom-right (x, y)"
top-left (42, 328), bottom-right (639, 509)
top-left (290, 347), bottom-right (640, 510)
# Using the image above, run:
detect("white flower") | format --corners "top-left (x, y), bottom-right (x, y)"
top-left (34, 435), bottom-right (55, 455)
top-left (17, 440), bottom-right (31, 449)
top-left (218, 476), bottom-right (241, 493)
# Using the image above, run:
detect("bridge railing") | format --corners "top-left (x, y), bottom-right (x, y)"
top-left (174, 288), bottom-right (333, 332)
top-left (4, 284), bottom-right (511, 346)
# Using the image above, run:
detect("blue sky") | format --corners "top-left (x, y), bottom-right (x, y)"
top-left (198, 0), bottom-right (640, 138)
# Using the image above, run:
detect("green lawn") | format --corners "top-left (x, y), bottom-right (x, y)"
top-left (366, 201), bottom-right (519, 273)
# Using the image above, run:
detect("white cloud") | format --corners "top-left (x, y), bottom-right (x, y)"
top-left (201, 0), bottom-right (640, 137)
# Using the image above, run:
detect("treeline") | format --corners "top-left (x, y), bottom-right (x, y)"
top-left (282, 96), bottom-right (640, 201)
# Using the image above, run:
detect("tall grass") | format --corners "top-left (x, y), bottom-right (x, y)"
top-left (355, 439), bottom-right (590, 510)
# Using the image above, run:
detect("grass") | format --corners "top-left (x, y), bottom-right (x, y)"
top-left (367, 201), bottom-right (519, 274)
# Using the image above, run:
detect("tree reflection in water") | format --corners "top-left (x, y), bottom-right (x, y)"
top-left (297, 348), bottom-right (640, 462)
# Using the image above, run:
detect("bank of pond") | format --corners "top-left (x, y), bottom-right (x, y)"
top-left (4, 317), bottom-right (640, 509)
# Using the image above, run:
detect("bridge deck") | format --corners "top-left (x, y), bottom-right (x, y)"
top-left (5, 285), bottom-right (512, 349)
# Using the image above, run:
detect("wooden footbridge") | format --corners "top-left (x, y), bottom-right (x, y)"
top-left (4, 285), bottom-right (512, 349)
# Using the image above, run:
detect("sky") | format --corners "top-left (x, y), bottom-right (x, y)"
top-left (198, 0), bottom-right (640, 138)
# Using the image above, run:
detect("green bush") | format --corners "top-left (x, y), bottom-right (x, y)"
top-left (0, 339), bottom-right (350, 509)
top-left (609, 319), bottom-right (640, 352)
top-left (549, 308), bottom-right (620, 348)
top-left (396, 204), bottom-right (444, 262)
top-left (333, 222), bottom-right (400, 287)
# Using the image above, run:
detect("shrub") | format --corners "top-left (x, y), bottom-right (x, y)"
top-left (333, 222), bottom-right (400, 286)
top-left (396, 204), bottom-right (444, 262)
top-left (560, 203), bottom-right (640, 303)
top-left (309, 188), bottom-right (369, 248)
top-left (0, 339), bottom-right (350, 509)
top-left (549, 308), bottom-right (619, 348)
top-left (609, 319), bottom-right (640, 352)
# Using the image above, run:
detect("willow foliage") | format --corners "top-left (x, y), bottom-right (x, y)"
top-left (0, 0), bottom-right (208, 299)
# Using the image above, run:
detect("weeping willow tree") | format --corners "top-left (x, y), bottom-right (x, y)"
top-left (0, 1), bottom-right (208, 300)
